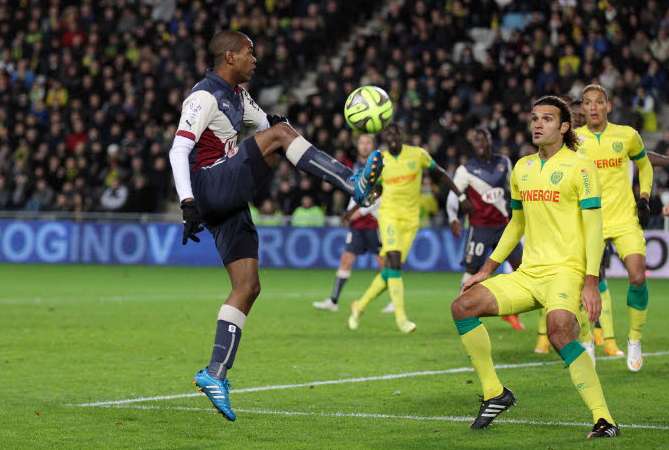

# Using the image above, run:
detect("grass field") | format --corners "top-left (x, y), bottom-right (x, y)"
top-left (1, 264), bottom-right (668, 449)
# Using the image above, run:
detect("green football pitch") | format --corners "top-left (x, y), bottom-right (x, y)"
top-left (2, 265), bottom-right (668, 449)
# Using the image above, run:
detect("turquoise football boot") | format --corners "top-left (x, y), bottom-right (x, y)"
top-left (193, 369), bottom-right (236, 421)
top-left (350, 149), bottom-right (383, 206)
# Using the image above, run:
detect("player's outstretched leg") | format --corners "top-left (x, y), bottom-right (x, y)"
top-left (314, 252), bottom-right (357, 312)
top-left (624, 254), bottom-right (648, 372)
top-left (451, 285), bottom-right (515, 429)
top-left (547, 310), bottom-right (617, 438)
top-left (348, 271), bottom-right (388, 330)
top-left (194, 259), bottom-right (260, 421)
top-left (598, 280), bottom-right (623, 356)
top-left (255, 124), bottom-right (382, 206)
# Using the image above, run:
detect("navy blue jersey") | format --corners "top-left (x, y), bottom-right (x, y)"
top-left (175, 70), bottom-right (269, 171)
top-left (451, 154), bottom-right (512, 227)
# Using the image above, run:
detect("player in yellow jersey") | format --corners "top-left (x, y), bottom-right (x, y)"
top-left (451, 96), bottom-right (618, 438)
top-left (348, 124), bottom-right (469, 333)
top-left (577, 84), bottom-right (652, 372)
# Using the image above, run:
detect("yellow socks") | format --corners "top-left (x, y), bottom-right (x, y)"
top-left (560, 341), bottom-right (615, 424)
top-left (357, 273), bottom-right (387, 310)
top-left (627, 282), bottom-right (648, 341)
top-left (455, 318), bottom-right (503, 400)
top-left (387, 275), bottom-right (407, 324)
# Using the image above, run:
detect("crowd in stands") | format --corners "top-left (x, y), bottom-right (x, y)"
top-left (2, 0), bottom-right (669, 226)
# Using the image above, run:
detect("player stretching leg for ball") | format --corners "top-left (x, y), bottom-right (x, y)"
top-left (314, 134), bottom-right (384, 312)
top-left (577, 84), bottom-right (652, 371)
top-left (169, 31), bottom-right (383, 421)
top-left (446, 128), bottom-right (524, 331)
top-left (348, 124), bottom-right (469, 333)
top-left (451, 96), bottom-right (617, 438)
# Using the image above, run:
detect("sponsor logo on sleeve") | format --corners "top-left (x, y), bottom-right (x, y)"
top-left (581, 169), bottom-right (591, 195)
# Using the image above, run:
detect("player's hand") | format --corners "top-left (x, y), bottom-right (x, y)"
top-left (450, 220), bottom-right (462, 238)
top-left (663, 204), bottom-right (669, 217)
top-left (581, 276), bottom-right (602, 322)
top-left (462, 271), bottom-right (489, 291)
top-left (267, 114), bottom-right (289, 126)
top-left (181, 200), bottom-right (204, 245)
top-left (637, 196), bottom-right (650, 228)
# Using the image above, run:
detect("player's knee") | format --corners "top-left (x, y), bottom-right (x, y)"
top-left (235, 279), bottom-right (261, 301)
top-left (451, 295), bottom-right (474, 320)
top-left (547, 323), bottom-right (573, 349)
top-left (271, 122), bottom-right (298, 145)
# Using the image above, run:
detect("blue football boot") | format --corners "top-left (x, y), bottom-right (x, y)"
top-left (193, 369), bottom-right (236, 421)
top-left (350, 149), bottom-right (383, 206)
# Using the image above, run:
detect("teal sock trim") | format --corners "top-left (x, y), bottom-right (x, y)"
top-left (454, 317), bottom-right (482, 336)
top-left (627, 282), bottom-right (648, 310)
top-left (598, 279), bottom-right (607, 293)
top-left (559, 340), bottom-right (585, 366)
top-left (385, 268), bottom-right (401, 279)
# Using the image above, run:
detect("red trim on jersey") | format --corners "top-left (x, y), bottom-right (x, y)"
top-left (176, 130), bottom-right (196, 140)
top-left (467, 187), bottom-right (508, 227)
top-left (192, 128), bottom-right (226, 170)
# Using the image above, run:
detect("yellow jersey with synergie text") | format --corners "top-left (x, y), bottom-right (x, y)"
top-left (510, 146), bottom-right (602, 276)
top-left (379, 144), bottom-right (435, 219)
top-left (575, 122), bottom-right (646, 237)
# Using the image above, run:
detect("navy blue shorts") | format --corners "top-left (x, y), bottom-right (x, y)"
top-left (191, 137), bottom-right (271, 265)
top-left (462, 225), bottom-right (523, 273)
top-left (344, 228), bottom-right (381, 255)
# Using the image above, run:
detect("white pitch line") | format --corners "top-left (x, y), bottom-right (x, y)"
top-left (72, 351), bottom-right (669, 408)
top-left (93, 405), bottom-right (669, 431)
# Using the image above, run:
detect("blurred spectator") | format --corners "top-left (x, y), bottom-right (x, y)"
top-left (25, 178), bottom-right (54, 211)
top-left (254, 199), bottom-right (284, 226)
top-left (100, 179), bottom-right (129, 211)
top-left (291, 195), bottom-right (325, 227)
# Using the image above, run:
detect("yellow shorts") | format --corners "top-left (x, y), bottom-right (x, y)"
top-left (481, 268), bottom-right (585, 320)
top-left (378, 215), bottom-right (419, 263)
top-left (607, 225), bottom-right (646, 261)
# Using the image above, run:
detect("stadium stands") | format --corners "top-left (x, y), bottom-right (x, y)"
top-left (1, 0), bottom-right (668, 224)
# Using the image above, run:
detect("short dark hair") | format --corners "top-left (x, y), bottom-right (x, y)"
top-left (532, 95), bottom-right (578, 151)
top-left (582, 84), bottom-right (608, 101)
top-left (208, 31), bottom-right (251, 67)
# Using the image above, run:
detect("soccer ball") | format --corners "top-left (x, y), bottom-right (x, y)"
top-left (344, 85), bottom-right (394, 133)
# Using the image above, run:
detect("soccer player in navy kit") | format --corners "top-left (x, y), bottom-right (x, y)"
top-left (168, 31), bottom-right (382, 421)
top-left (447, 128), bottom-right (524, 330)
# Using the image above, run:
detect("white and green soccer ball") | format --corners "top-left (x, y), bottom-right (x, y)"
top-left (343, 85), bottom-right (394, 133)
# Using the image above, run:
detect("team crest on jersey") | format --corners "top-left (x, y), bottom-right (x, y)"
top-left (612, 141), bottom-right (623, 152)
top-left (407, 161), bottom-right (417, 170)
top-left (550, 170), bottom-right (563, 185)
